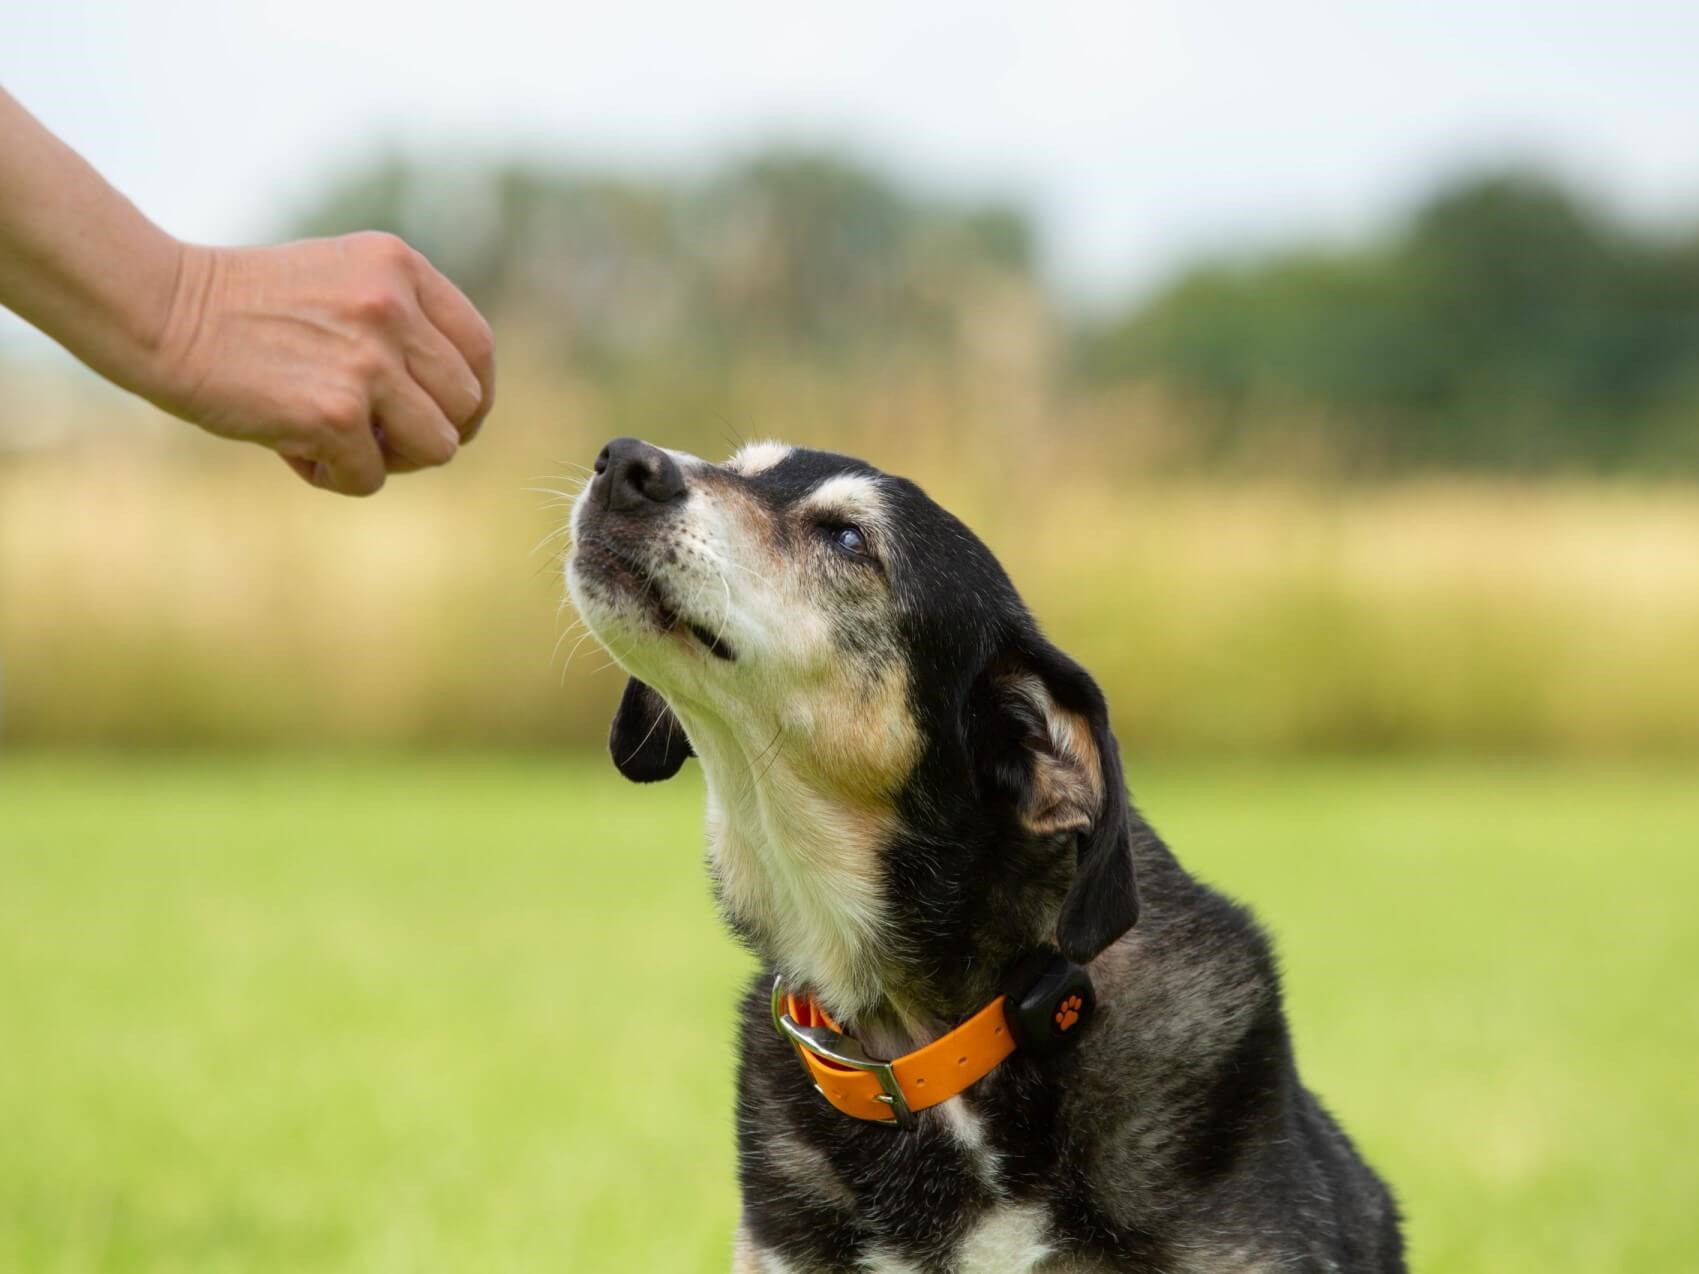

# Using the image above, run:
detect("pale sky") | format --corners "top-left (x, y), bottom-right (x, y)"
top-left (7, 0), bottom-right (1699, 347)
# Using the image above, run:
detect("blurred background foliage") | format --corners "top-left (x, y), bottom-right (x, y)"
top-left (288, 148), bottom-right (1699, 473)
top-left (1078, 169), bottom-right (1699, 472)
top-left (292, 149), bottom-right (1040, 374)
top-left (4, 148), bottom-right (1697, 754)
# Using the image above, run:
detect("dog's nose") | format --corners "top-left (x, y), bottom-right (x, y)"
top-left (592, 437), bottom-right (686, 513)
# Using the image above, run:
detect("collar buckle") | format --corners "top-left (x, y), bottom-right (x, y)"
top-left (770, 975), bottom-right (917, 1130)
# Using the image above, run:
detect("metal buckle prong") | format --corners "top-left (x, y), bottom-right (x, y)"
top-left (770, 975), bottom-right (916, 1130)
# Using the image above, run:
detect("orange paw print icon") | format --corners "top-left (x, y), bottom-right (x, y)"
top-left (1054, 994), bottom-right (1084, 1032)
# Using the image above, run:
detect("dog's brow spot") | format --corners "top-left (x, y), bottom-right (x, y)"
top-left (727, 440), bottom-right (793, 475)
top-left (804, 473), bottom-right (883, 515)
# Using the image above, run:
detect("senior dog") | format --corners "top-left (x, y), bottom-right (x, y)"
top-left (566, 437), bottom-right (1405, 1273)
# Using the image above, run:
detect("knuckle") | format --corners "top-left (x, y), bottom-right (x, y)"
top-left (466, 317), bottom-right (495, 367)
top-left (351, 285), bottom-right (406, 325)
top-left (345, 346), bottom-right (389, 384)
top-left (352, 229), bottom-right (411, 265)
top-left (312, 390), bottom-right (368, 434)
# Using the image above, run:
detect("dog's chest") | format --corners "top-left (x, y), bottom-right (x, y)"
top-left (903, 1101), bottom-right (1054, 1271)
top-left (753, 1097), bottom-right (1083, 1273)
top-left (858, 1200), bottom-right (1058, 1273)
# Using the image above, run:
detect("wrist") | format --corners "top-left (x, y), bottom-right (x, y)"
top-left (121, 238), bottom-right (217, 415)
top-left (43, 220), bottom-right (202, 411)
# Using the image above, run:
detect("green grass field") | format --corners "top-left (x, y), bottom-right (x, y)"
top-left (2, 754), bottom-right (1695, 1272)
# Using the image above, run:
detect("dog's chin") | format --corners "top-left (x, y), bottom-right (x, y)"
top-left (568, 543), bottom-right (738, 664)
top-left (570, 539), bottom-right (680, 627)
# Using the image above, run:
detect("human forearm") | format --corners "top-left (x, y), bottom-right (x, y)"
top-left (0, 88), bottom-right (184, 396)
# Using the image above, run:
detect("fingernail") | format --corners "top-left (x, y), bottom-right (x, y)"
top-left (312, 462), bottom-right (330, 487)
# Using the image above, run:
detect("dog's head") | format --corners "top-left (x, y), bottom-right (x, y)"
top-left (567, 437), bottom-right (1143, 1019)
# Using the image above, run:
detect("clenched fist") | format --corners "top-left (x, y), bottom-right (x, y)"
top-left (147, 234), bottom-right (496, 495)
top-left (0, 88), bottom-right (495, 496)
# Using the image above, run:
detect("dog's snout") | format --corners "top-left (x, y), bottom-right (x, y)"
top-left (593, 437), bottom-right (686, 513)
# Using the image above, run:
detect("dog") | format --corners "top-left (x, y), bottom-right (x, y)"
top-left (566, 437), bottom-right (1405, 1273)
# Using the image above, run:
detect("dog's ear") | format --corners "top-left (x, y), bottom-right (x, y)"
top-left (609, 677), bottom-right (693, 782)
top-left (975, 636), bottom-right (1142, 962)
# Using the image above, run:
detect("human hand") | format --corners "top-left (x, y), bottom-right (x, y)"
top-left (142, 233), bottom-right (495, 495)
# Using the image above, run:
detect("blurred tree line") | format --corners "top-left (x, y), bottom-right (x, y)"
top-left (1079, 171), bottom-right (1699, 471)
top-left (294, 153), bottom-right (1699, 473)
top-left (294, 150), bottom-right (1036, 371)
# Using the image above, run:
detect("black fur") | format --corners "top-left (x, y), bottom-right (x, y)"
top-left (586, 446), bottom-right (1405, 1271)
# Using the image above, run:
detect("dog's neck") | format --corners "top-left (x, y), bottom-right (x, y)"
top-left (688, 715), bottom-right (1054, 1045)
top-left (698, 738), bottom-right (895, 1022)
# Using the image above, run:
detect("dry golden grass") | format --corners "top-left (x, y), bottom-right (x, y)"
top-left (3, 371), bottom-right (1697, 751)
top-left (995, 479), bottom-right (1699, 752)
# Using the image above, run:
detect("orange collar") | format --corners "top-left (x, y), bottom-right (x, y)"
top-left (771, 978), bottom-right (1017, 1128)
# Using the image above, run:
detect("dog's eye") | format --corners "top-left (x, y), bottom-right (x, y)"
top-left (824, 523), bottom-right (870, 558)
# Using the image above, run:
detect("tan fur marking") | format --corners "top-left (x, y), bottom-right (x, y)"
top-left (997, 673), bottom-right (1103, 836)
top-left (1053, 702), bottom-right (1103, 790)
top-left (786, 660), bottom-right (920, 803)
top-left (719, 484), bottom-right (790, 570)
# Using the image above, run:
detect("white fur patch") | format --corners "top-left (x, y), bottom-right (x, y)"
top-left (956, 1203), bottom-right (1056, 1272)
top-left (858, 1251), bottom-right (919, 1274)
top-left (935, 1097), bottom-right (1003, 1190)
top-left (698, 748), bottom-right (892, 1016)
top-left (729, 440), bottom-right (794, 475)
top-left (743, 1249), bottom-right (804, 1273)
top-left (858, 1202), bottom-right (1055, 1273)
